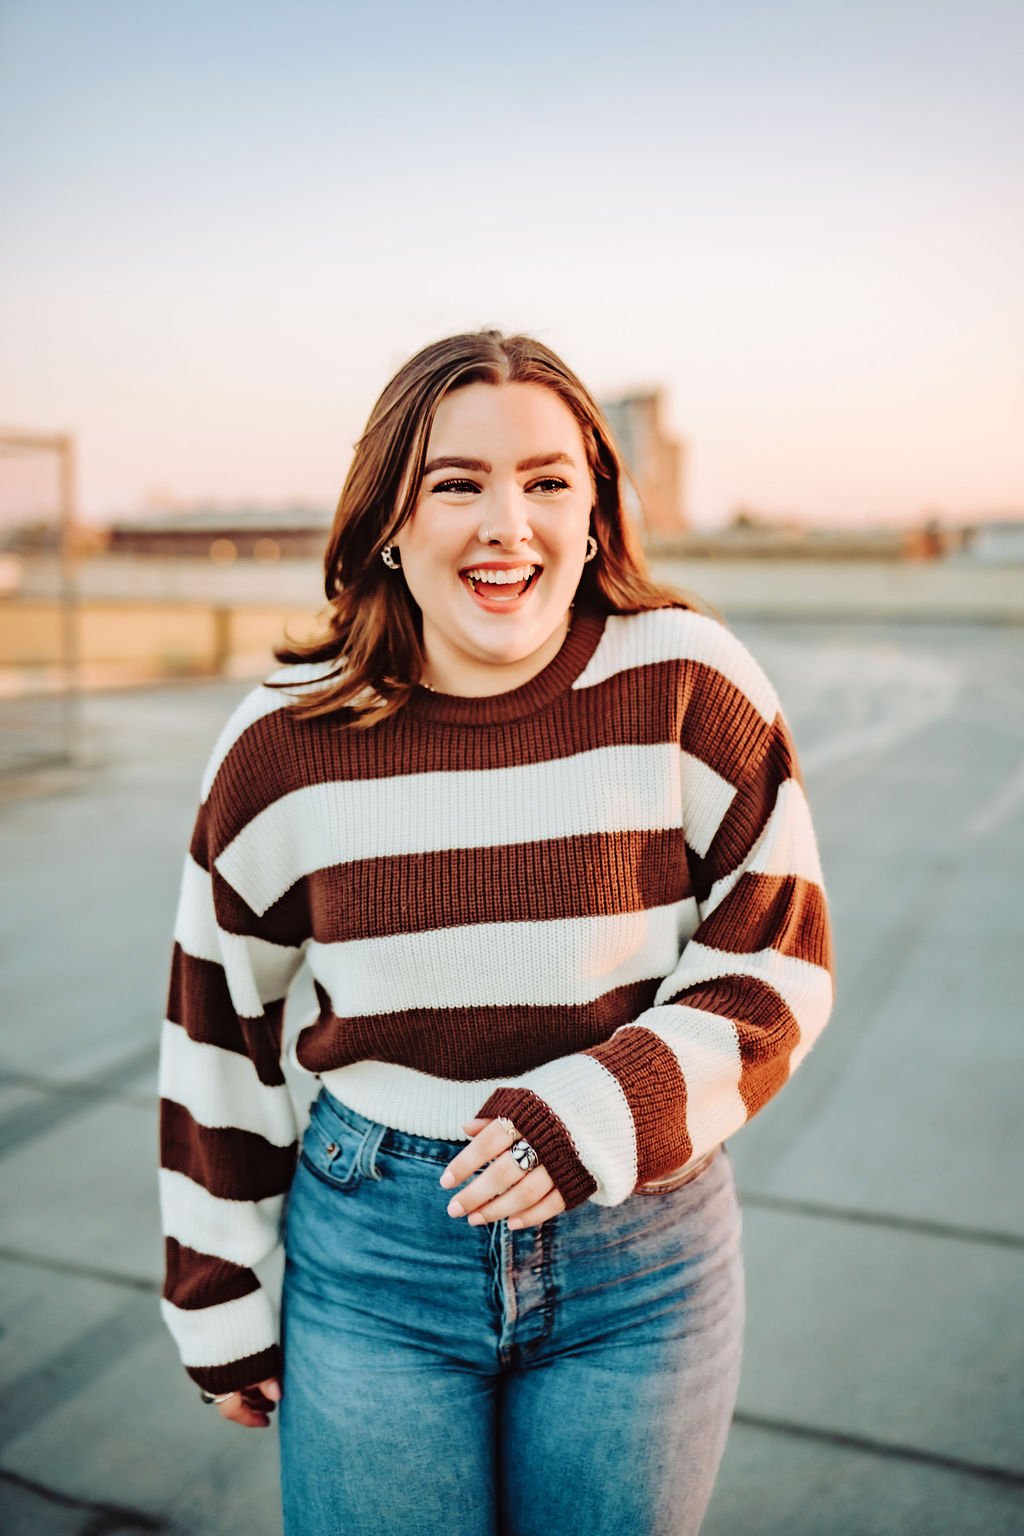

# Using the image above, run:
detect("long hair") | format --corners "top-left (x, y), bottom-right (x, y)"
top-left (267, 327), bottom-right (713, 726)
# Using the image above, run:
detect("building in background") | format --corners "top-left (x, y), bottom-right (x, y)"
top-left (103, 505), bottom-right (332, 560)
top-left (598, 388), bottom-right (687, 536)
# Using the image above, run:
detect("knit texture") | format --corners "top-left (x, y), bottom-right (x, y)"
top-left (158, 600), bottom-right (835, 1392)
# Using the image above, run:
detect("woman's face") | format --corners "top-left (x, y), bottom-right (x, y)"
top-left (392, 380), bottom-right (595, 695)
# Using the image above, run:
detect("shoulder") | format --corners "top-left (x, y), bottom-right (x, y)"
top-left (197, 658), bottom-right (340, 810)
top-left (581, 604), bottom-right (780, 726)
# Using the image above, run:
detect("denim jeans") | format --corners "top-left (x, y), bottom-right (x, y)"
top-left (279, 1085), bottom-right (745, 1536)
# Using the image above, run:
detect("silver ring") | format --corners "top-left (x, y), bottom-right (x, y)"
top-left (497, 1116), bottom-right (518, 1141)
top-left (510, 1137), bottom-right (539, 1173)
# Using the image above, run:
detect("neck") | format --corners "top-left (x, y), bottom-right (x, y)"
top-left (420, 607), bottom-right (574, 695)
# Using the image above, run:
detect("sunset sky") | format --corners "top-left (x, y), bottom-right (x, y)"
top-left (0, 0), bottom-right (1020, 529)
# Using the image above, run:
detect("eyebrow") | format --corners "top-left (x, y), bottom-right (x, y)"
top-left (421, 452), bottom-right (578, 476)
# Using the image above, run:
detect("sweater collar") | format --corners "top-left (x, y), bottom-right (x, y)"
top-left (405, 601), bottom-right (608, 726)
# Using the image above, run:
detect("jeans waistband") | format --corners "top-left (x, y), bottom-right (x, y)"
top-left (634, 1146), bottom-right (720, 1192)
top-left (314, 1086), bottom-right (471, 1165)
top-left (315, 1085), bottom-right (721, 1190)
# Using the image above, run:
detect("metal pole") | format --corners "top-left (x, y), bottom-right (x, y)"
top-left (57, 433), bottom-right (80, 764)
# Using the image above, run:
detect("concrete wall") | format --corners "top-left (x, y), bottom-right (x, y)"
top-left (2, 553), bottom-right (1021, 697)
top-left (648, 556), bottom-right (1024, 623)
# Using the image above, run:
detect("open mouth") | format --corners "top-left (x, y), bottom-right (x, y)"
top-left (459, 566), bottom-right (543, 606)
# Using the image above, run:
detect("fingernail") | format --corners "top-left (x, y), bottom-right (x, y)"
top-left (467, 1212), bottom-right (484, 1225)
top-left (447, 1199), bottom-right (464, 1216)
top-left (439, 1171), bottom-right (455, 1188)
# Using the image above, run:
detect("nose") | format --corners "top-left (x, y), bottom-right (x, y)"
top-left (483, 481), bottom-right (533, 548)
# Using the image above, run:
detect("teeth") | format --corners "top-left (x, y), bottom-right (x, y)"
top-left (462, 565), bottom-right (538, 585)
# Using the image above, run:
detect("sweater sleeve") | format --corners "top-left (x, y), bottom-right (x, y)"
top-left (157, 792), bottom-right (307, 1394)
top-left (475, 627), bottom-right (836, 1211)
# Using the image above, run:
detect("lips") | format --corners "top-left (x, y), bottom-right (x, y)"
top-left (458, 566), bottom-right (542, 607)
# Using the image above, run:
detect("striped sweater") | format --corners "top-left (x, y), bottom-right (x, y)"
top-left (158, 600), bottom-right (836, 1392)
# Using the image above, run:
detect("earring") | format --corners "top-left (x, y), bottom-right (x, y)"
top-left (584, 534), bottom-right (598, 562)
top-left (381, 542), bottom-right (401, 569)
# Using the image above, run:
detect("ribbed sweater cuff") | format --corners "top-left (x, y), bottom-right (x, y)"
top-left (184, 1341), bottom-right (282, 1396)
top-left (474, 1087), bottom-right (598, 1211)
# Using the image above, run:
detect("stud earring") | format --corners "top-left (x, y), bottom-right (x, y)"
top-left (381, 543), bottom-right (401, 569)
top-left (584, 534), bottom-right (598, 562)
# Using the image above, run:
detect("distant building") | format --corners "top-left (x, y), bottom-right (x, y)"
top-left (599, 389), bottom-right (687, 536)
top-left (105, 506), bottom-right (333, 559)
top-left (959, 517), bottom-right (1024, 564)
top-left (645, 519), bottom-right (961, 561)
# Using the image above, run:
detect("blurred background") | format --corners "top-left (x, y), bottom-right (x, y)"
top-left (1, 2), bottom-right (1021, 1533)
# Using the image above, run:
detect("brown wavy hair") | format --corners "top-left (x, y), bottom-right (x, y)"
top-left (267, 327), bottom-right (714, 727)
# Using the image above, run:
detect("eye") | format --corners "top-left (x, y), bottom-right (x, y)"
top-left (429, 476), bottom-right (574, 494)
top-left (431, 479), bottom-right (479, 494)
top-left (429, 476), bottom-right (570, 496)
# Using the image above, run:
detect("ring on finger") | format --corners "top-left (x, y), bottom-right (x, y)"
top-left (509, 1137), bottom-right (539, 1173)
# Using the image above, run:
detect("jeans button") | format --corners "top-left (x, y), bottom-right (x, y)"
top-left (324, 1142), bottom-right (338, 1155)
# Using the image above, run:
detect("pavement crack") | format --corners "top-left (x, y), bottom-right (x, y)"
top-left (0, 1292), bottom-right (159, 1452)
top-left (0, 1043), bottom-right (159, 1158)
top-left (740, 1191), bottom-right (1024, 1250)
top-left (734, 1410), bottom-right (1024, 1489)
top-left (0, 1465), bottom-right (165, 1530)
top-left (0, 1244), bottom-right (160, 1293)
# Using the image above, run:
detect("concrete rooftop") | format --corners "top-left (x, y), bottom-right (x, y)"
top-left (1, 616), bottom-right (1022, 1534)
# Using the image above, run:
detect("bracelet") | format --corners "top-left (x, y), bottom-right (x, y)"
top-left (199, 1387), bottom-right (239, 1405)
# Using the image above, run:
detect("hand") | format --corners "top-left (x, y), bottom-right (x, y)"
top-left (439, 1117), bottom-right (566, 1231)
top-left (211, 1376), bottom-right (282, 1428)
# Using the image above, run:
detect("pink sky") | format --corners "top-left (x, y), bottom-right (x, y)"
top-left (1, 2), bottom-right (1021, 530)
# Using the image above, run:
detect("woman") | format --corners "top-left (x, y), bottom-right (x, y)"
top-left (157, 328), bottom-right (836, 1536)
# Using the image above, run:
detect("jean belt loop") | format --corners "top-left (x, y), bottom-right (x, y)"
top-left (357, 1120), bottom-right (388, 1180)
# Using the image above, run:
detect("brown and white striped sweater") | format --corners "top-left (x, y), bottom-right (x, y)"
top-left (158, 600), bottom-right (835, 1392)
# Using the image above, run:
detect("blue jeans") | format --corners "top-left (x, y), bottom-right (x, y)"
top-left (279, 1086), bottom-right (745, 1536)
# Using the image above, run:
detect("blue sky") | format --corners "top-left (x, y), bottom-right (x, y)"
top-left (1, 0), bottom-right (1021, 525)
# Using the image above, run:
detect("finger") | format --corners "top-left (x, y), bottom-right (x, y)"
top-left (465, 1165), bottom-right (554, 1221)
top-left (454, 1150), bottom-right (555, 1220)
top-left (441, 1119), bottom-right (516, 1188)
top-left (242, 1375), bottom-right (281, 1407)
top-left (448, 1152), bottom-right (527, 1216)
top-left (223, 1396), bottom-right (274, 1428)
top-left (505, 1188), bottom-right (567, 1230)
top-left (215, 1392), bottom-right (266, 1428)
top-left (225, 1401), bottom-right (272, 1428)
top-left (462, 1118), bottom-right (491, 1135)
top-left (216, 1375), bottom-right (281, 1427)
